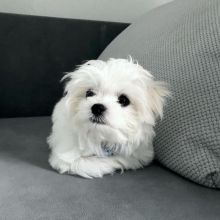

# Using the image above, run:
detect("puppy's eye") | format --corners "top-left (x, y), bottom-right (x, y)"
top-left (118, 94), bottom-right (130, 107)
top-left (86, 90), bottom-right (95, 97)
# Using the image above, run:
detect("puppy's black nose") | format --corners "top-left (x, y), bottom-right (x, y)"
top-left (91, 103), bottom-right (106, 116)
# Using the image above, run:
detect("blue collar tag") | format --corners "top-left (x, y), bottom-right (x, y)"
top-left (101, 145), bottom-right (114, 156)
top-left (101, 143), bottom-right (114, 156)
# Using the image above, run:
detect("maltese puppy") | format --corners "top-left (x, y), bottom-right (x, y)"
top-left (47, 58), bottom-right (169, 178)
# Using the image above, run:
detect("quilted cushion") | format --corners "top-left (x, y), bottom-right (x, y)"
top-left (99, 0), bottom-right (220, 188)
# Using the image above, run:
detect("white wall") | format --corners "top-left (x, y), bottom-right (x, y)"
top-left (0, 0), bottom-right (173, 23)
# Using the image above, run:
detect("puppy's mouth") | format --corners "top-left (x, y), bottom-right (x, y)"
top-left (89, 116), bottom-right (106, 125)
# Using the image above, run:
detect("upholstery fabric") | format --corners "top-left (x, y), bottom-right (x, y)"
top-left (100, 0), bottom-right (220, 188)
top-left (0, 117), bottom-right (220, 219)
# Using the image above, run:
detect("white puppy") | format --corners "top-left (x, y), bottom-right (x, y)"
top-left (47, 58), bottom-right (169, 178)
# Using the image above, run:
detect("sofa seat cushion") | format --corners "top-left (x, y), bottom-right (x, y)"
top-left (0, 117), bottom-right (220, 219)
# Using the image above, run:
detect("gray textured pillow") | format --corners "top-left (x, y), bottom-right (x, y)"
top-left (99, 0), bottom-right (220, 188)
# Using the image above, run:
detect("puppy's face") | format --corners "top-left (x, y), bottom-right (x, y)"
top-left (64, 58), bottom-right (169, 154)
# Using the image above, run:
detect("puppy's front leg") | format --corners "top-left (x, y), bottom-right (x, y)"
top-left (49, 152), bottom-right (124, 178)
top-left (69, 156), bottom-right (124, 178)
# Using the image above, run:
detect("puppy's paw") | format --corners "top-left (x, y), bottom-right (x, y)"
top-left (70, 156), bottom-right (123, 179)
top-left (49, 153), bottom-right (71, 174)
top-left (49, 153), bottom-right (123, 178)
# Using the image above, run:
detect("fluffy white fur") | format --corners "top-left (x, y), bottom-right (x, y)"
top-left (47, 58), bottom-right (170, 178)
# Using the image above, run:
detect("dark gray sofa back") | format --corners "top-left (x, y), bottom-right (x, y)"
top-left (0, 13), bottom-right (128, 118)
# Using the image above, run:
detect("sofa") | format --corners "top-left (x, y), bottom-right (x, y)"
top-left (0, 0), bottom-right (219, 219)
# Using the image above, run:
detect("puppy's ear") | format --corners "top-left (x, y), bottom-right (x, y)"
top-left (148, 81), bottom-right (171, 119)
top-left (61, 70), bottom-right (84, 115)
